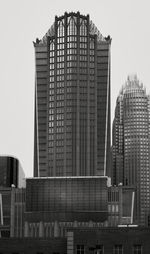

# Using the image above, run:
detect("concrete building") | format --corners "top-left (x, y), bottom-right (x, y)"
top-left (112, 75), bottom-right (150, 226)
top-left (33, 12), bottom-right (111, 177)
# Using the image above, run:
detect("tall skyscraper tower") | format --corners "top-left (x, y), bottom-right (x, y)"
top-left (112, 75), bottom-right (150, 225)
top-left (34, 12), bottom-right (111, 177)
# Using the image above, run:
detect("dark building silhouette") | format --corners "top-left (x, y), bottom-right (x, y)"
top-left (112, 75), bottom-right (150, 226)
top-left (0, 156), bottom-right (25, 238)
top-left (33, 12), bottom-right (111, 177)
top-left (0, 156), bottom-right (25, 188)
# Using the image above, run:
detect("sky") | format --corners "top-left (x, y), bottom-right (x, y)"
top-left (0, 0), bottom-right (150, 177)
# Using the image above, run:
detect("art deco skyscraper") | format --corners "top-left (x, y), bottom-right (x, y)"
top-left (112, 75), bottom-right (150, 225)
top-left (34, 12), bottom-right (111, 177)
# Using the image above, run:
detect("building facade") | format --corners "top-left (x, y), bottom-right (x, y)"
top-left (10, 187), bottom-right (26, 237)
top-left (0, 228), bottom-right (150, 254)
top-left (107, 185), bottom-right (136, 226)
top-left (112, 75), bottom-right (150, 226)
top-left (24, 176), bottom-right (108, 237)
top-left (0, 187), bottom-right (25, 238)
top-left (67, 227), bottom-right (150, 254)
top-left (34, 12), bottom-right (111, 177)
top-left (26, 177), bottom-right (107, 222)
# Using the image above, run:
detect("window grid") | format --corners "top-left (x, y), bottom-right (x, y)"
top-left (133, 245), bottom-right (142, 254)
top-left (77, 245), bottom-right (84, 254)
top-left (113, 245), bottom-right (123, 254)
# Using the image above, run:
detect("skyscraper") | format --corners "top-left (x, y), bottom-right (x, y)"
top-left (33, 12), bottom-right (111, 178)
top-left (112, 75), bottom-right (150, 225)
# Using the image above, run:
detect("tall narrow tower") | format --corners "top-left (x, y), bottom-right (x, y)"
top-left (112, 75), bottom-right (150, 225)
top-left (34, 12), bottom-right (111, 177)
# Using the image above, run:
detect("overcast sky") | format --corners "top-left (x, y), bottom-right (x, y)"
top-left (0, 0), bottom-right (150, 177)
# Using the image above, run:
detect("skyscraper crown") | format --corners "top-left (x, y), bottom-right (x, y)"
top-left (120, 74), bottom-right (145, 95)
top-left (34, 12), bottom-right (110, 45)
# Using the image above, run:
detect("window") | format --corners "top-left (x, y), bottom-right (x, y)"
top-left (1, 230), bottom-right (10, 238)
top-left (77, 245), bottom-right (84, 254)
top-left (113, 245), bottom-right (123, 254)
top-left (94, 245), bottom-right (104, 254)
top-left (133, 245), bottom-right (142, 254)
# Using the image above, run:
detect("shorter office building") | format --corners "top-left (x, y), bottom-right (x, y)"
top-left (0, 177), bottom-right (139, 238)
top-left (0, 156), bottom-right (25, 188)
top-left (25, 176), bottom-right (108, 237)
top-left (24, 177), bottom-right (139, 237)
top-left (26, 176), bottom-right (108, 222)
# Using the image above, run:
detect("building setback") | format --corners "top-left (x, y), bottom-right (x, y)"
top-left (112, 75), bottom-right (150, 226)
top-left (33, 12), bottom-right (111, 177)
